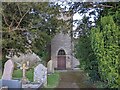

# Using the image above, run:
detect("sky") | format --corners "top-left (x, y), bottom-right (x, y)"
top-left (55, 1), bottom-right (101, 38)
top-left (73, 8), bottom-right (97, 30)
top-left (56, 1), bottom-right (97, 30)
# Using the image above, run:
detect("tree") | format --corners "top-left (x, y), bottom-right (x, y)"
top-left (75, 28), bottom-right (100, 82)
top-left (72, 2), bottom-right (120, 87)
top-left (90, 15), bottom-right (119, 88)
top-left (2, 2), bottom-right (63, 64)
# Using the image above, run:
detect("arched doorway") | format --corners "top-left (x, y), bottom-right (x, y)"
top-left (57, 49), bottom-right (66, 70)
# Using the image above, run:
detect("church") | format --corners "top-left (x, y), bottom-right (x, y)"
top-left (51, 32), bottom-right (79, 70)
top-left (50, 11), bottom-right (80, 70)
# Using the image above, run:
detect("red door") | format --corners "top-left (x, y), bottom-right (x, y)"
top-left (57, 55), bottom-right (66, 70)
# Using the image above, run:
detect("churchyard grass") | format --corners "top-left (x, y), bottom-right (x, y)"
top-left (12, 69), bottom-right (22, 79)
top-left (12, 68), bottom-right (34, 82)
top-left (26, 68), bottom-right (34, 82)
top-left (45, 71), bottom-right (60, 88)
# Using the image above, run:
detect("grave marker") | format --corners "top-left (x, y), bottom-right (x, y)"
top-left (21, 63), bottom-right (29, 84)
top-left (34, 64), bottom-right (47, 86)
top-left (2, 60), bottom-right (14, 80)
top-left (47, 60), bottom-right (54, 74)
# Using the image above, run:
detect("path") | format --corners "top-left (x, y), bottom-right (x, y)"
top-left (56, 70), bottom-right (95, 88)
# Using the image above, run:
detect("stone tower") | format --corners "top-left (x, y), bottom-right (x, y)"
top-left (51, 10), bottom-right (79, 70)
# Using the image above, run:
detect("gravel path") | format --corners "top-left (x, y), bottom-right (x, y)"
top-left (55, 70), bottom-right (95, 88)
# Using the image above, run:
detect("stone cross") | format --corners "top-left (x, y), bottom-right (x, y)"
top-left (21, 62), bottom-right (29, 84)
top-left (2, 60), bottom-right (14, 80)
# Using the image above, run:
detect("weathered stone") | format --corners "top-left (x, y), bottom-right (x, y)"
top-left (1, 86), bottom-right (8, 90)
top-left (2, 60), bottom-right (14, 80)
top-left (20, 63), bottom-right (29, 84)
top-left (47, 60), bottom-right (54, 74)
top-left (51, 32), bottom-right (72, 69)
top-left (34, 64), bottom-right (47, 86)
top-left (0, 79), bottom-right (22, 88)
top-left (22, 83), bottom-right (42, 88)
top-left (51, 32), bottom-right (80, 70)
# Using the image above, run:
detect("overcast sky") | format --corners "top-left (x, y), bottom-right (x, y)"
top-left (55, 1), bottom-right (98, 30)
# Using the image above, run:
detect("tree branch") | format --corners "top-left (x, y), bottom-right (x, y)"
top-left (14, 18), bottom-right (19, 25)
top-left (17, 3), bottom-right (22, 17)
top-left (15, 8), bottom-right (30, 29)
top-left (1, 13), bottom-right (9, 27)
top-left (99, 4), bottom-right (114, 8)
top-left (9, 12), bottom-right (16, 30)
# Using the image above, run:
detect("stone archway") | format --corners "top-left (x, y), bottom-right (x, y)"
top-left (57, 49), bottom-right (66, 70)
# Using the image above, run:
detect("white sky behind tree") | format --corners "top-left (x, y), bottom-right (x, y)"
top-left (56, 1), bottom-right (98, 30)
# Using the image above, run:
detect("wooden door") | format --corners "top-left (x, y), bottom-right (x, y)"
top-left (57, 55), bottom-right (66, 70)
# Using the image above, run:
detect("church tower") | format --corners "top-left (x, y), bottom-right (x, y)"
top-left (51, 10), bottom-right (79, 70)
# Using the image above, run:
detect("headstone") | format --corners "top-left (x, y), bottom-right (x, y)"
top-left (34, 64), bottom-right (47, 86)
top-left (2, 60), bottom-right (14, 80)
top-left (47, 60), bottom-right (54, 74)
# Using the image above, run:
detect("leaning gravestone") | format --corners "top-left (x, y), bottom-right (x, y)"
top-left (2, 60), bottom-right (14, 80)
top-left (34, 64), bottom-right (47, 86)
top-left (47, 60), bottom-right (54, 74)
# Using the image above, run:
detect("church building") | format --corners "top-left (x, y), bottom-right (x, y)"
top-left (51, 32), bottom-right (79, 70)
top-left (50, 11), bottom-right (79, 70)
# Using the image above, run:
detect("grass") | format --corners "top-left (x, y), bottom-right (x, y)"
top-left (45, 72), bottom-right (60, 88)
top-left (12, 68), bottom-right (34, 82)
top-left (26, 69), bottom-right (34, 82)
top-left (13, 69), bottom-right (60, 88)
top-left (12, 69), bottom-right (22, 79)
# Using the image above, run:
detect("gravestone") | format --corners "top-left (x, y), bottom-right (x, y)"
top-left (1, 60), bottom-right (22, 89)
top-left (47, 60), bottom-right (54, 74)
top-left (2, 60), bottom-right (14, 80)
top-left (34, 64), bottom-right (47, 86)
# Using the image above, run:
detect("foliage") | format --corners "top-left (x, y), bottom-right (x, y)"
top-left (2, 2), bottom-right (63, 64)
top-left (74, 2), bottom-right (120, 88)
top-left (94, 81), bottom-right (108, 88)
top-left (75, 7), bottom-right (100, 82)
top-left (45, 72), bottom-right (60, 88)
top-left (75, 34), bottom-right (100, 82)
top-left (90, 15), bottom-right (119, 88)
top-left (100, 2), bottom-right (120, 17)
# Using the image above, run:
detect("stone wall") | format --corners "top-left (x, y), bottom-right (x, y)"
top-left (51, 32), bottom-right (72, 69)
